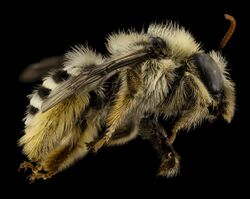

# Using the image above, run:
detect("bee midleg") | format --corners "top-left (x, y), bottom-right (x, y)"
top-left (139, 118), bottom-right (180, 177)
top-left (221, 78), bottom-right (235, 123)
top-left (108, 117), bottom-right (140, 146)
top-left (169, 72), bottom-right (212, 144)
top-left (28, 122), bottom-right (98, 181)
top-left (91, 69), bottom-right (141, 152)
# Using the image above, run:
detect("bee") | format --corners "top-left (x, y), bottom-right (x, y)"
top-left (18, 14), bottom-right (236, 182)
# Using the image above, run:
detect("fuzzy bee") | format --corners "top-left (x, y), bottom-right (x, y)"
top-left (18, 14), bottom-right (236, 182)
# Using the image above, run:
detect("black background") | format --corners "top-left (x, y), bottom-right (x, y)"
top-left (3, 0), bottom-right (247, 197)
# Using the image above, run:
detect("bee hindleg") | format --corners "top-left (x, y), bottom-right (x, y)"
top-left (23, 144), bottom-right (75, 183)
top-left (19, 161), bottom-right (42, 173)
top-left (24, 124), bottom-right (98, 182)
top-left (28, 172), bottom-right (52, 183)
top-left (140, 119), bottom-right (180, 177)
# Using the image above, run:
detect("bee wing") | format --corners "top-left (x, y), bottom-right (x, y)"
top-left (41, 49), bottom-right (149, 112)
top-left (19, 56), bottom-right (64, 82)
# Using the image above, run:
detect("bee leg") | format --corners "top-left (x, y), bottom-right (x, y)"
top-left (89, 134), bottom-right (110, 153)
top-left (140, 119), bottom-right (180, 177)
top-left (25, 124), bottom-right (98, 182)
top-left (169, 96), bottom-right (211, 144)
top-left (19, 161), bottom-right (42, 173)
top-left (89, 119), bottom-right (137, 152)
top-left (220, 79), bottom-right (235, 123)
top-left (86, 121), bottom-right (138, 150)
top-left (108, 119), bottom-right (139, 145)
top-left (91, 69), bottom-right (141, 152)
top-left (169, 105), bottom-right (201, 144)
top-left (169, 131), bottom-right (177, 145)
top-left (169, 100), bottom-right (209, 144)
top-left (158, 145), bottom-right (180, 177)
top-left (19, 161), bottom-right (35, 172)
top-left (169, 72), bottom-right (213, 144)
top-left (28, 172), bottom-right (53, 183)
top-left (24, 144), bottom-right (75, 183)
top-left (126, 69), bottom-right (142, 96)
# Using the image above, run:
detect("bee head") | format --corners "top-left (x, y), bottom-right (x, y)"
top-left (190, 51), bottom-right (235, 123)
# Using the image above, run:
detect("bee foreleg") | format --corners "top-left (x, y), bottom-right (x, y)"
top-left (221, 78), bottom-right (235, 123)
top-left (169, 72), bottom-right (212, 144)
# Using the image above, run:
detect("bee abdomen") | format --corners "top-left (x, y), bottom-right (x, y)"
top-left (25, 70), bottom-right (71, 125)
top-left (52, 70), bottom-right (70, 83)
top-left (25, 47), bottom-right (104, 121)
top-left (20, 47), bottom-right (105, 160)
top-left (27, 105), bottom-right (39, 115)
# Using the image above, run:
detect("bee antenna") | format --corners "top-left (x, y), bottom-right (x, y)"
top-left (219, 14), bottom-right (236, 50)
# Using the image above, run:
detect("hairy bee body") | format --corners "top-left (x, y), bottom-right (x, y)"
top-left (19, 21), bottom-right (235, 182)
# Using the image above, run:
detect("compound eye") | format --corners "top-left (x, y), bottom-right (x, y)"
top-left (192, 53), bottom-right (224, 96)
